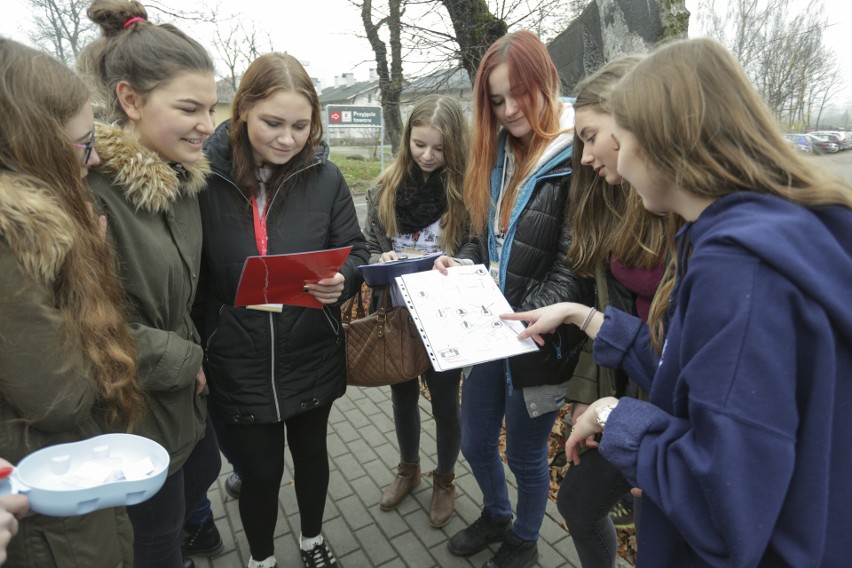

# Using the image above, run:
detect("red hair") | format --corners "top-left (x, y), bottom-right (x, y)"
top-left (466, 30), bottom-right (563, 234)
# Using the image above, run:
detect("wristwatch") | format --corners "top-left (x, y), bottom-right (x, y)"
top-left (595, 403), bottom-right (618, 430)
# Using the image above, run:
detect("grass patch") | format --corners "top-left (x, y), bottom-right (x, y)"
top-left (332, 154), bottom-right (382, 195)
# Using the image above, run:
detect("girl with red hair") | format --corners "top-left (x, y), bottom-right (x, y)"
top-left (435, 30), bottom-right (590, 568)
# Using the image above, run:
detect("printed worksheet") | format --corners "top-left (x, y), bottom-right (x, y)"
top-left (395, 264), bottom-right (539, 371)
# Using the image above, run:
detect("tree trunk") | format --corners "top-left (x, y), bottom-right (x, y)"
top-left (361, 0), bottom-right (404, 154)
top-left (439, 0), bottom-right (508, 85)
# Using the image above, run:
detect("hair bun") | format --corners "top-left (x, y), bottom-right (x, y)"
top-left (87, 0), bottom-right (148, 37)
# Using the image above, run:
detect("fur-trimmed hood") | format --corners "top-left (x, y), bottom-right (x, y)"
top-left (0, 173), bottom-right (75, 285)
top-left (93, 122), bottom-right (210, 214)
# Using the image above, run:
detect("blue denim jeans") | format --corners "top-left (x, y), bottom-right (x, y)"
top-left (460, 359), bottom-right (558, 542)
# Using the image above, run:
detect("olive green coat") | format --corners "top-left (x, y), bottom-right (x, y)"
top-left (0, 174), bottom-right (133, 567)
top-left (88, 123), bottom-right (208, 475)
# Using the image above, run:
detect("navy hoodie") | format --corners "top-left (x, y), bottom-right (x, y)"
top-left (592, 192), bottom-right (852, 567)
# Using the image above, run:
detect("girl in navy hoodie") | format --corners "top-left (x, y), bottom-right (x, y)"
top-left (505, 38), bottom-right (852, 567)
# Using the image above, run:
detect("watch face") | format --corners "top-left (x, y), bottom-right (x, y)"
top-left (596, 404), bottom-right (616, 428)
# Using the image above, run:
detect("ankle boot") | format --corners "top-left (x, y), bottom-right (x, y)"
top-left (379, 461), bottom-right (420, 511)
top-left (182, 516), bottom-right (223, 557)
top-left (448, 509), bottom-right (512, 557)
top-left (428, 471), bottom-right (456, 528)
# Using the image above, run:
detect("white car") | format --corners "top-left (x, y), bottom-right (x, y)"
top-left (811, 130), bottom-right (850, 150)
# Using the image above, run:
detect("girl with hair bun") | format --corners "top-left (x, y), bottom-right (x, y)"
top-left (435, 30), bottom-right (590, 568)
top-left (0, 36), bottom-right (144, 567)
top-left (78, 1), bottom-right (222, 567)
top-left (508, 37), bottom-right (852, 567)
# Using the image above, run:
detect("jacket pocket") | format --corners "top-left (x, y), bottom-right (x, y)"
top-left (13, 508), bottom-right (133, 568)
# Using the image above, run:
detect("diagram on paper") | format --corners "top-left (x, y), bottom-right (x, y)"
top-left (395, 265), bottom-right (539, 371)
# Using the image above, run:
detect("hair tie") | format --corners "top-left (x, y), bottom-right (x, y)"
top-left (123, 16), bottom-right (145, 29)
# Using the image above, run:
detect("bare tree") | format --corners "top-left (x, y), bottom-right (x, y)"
top-left (27, 0), bottom-right (95, 64)
top-left (696, 0), bottom-right (837, 128)
top-left (212, 19), bottom-right (273, 92)
top-left (26, 0), bottom-right (216, 64)
top-left (360, 0), bottom-right (405, 152)
top-left (354, 0), bottom-right (575, 153)
top-left (438, 0), bottom-right (508, 81)
top-left (525, 0), bottom-right (586, 43)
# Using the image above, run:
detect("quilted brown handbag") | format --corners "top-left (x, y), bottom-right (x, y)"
top-left (341, 285), bottom-right (431, 387)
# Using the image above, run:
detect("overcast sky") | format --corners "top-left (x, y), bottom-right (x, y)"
top-left (2, 0), bottom-right (850, 105)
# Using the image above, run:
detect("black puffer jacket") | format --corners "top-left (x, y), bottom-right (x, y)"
top-left (196, 121), bottom-right (368, 423)
top-left (457, 107), bottom-right (592, 387)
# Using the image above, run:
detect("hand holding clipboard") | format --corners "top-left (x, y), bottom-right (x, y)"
top-left (233, 246), bottom-right (352, 310)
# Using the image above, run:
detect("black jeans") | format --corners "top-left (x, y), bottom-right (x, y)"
top-left (128, 417), bottom-right (221, 568)
top-left (225, 404), bottom-right (333, 560)
top-left (557, 448), bottom-right (632, 568)
top-left (390, 368), bottom-right (461, 474)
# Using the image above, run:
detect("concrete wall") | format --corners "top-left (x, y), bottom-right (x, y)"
top-left (548, 0), bottom-right (690, 95)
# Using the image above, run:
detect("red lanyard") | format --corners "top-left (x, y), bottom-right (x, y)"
top-left (251, 195), bottom-right (268, 256)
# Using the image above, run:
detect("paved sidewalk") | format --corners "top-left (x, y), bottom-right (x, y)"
top-left (190, 382), bottom-right (629, 568)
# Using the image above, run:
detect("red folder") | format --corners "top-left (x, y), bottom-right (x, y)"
top-left (233, 246), bottom-right (353, 309)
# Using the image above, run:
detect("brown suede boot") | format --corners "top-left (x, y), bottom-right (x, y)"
top-left (428, 471), bottom-right (456, 528)
top-left (379, 462), bottom-right (420, 511)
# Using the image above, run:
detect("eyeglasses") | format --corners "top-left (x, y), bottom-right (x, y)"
top-left (72, 130), bottom-right (95, 164)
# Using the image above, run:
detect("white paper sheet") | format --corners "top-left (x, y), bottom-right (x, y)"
top-left (395, 264), bottom-right (539, 371)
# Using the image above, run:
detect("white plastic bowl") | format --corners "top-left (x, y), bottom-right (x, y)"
top-left (0, 433), bottom-right (169, 517)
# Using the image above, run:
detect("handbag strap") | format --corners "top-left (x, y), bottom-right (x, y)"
top-left (342, 286), bottom-right (367, 324)
top-left (376, 285), bottom-right (392, 313)
top-left (374, 285), bottom-right (394, 337)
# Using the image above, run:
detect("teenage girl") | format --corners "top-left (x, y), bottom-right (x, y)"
top-left (197, 52), bottom-right (368, 568)
top-left (508, 37), bottom-right (852, 567)
top-left (435, 30), bottom-right (590, 568)
top-left (78, 2), bottom-right (222, 566)
top-left (0, 36), bottom-right (144, 567)
top-left (363, 94), bottom-right (469, 528)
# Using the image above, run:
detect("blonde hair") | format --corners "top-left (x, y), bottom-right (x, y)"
top-left (0, 38), bottom-right (143, 428)
top-left (374, 95), bottom-right (469, 255)
top-left (568, 54), bottom-right (668, 277)
top-left (609, 37), bottom-right (852, 349)
top-left (465, 30), bottom-right (564, 235)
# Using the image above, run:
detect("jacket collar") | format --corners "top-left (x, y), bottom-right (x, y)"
top-left (0, 173), bottom-right (75, 284)
top-left (93, 122), bottom-right (210, 214)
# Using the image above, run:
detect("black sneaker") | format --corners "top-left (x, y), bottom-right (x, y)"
top-left (301, 539), bottom-right (338, 568)
top-left (483, 532), bottom-right (538, 568)
top-left (225, 472), bottom-right (242, 499)
top-left (447, 509), bottom-right (512, 557)
top-left (182, 516), bottom-right (224, 557)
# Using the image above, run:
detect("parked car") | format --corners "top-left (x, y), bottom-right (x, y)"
top-left (810, 131), bottom-right (847, 150)
top-left (784, 133), bottom-right (812, 154)
top-left (785, 133), bottom-right (840, 155)
top-left (806, 134), bottom-right (840, 154)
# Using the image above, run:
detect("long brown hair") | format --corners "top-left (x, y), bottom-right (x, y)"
top-left (78, 0), bottom-right (214, 123)
top-left (375, 95), bottom-right (469, 255)
top-left (0, 38), bottom-right (143, 428)
top-left (466, 30), bottom-right (564, 235)
top-left (610, 37), bottom-right (852, 349)
top-left (568, 54), bottom-right (668, 277)
top-left (230, 53), bottom-right (324, 200)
